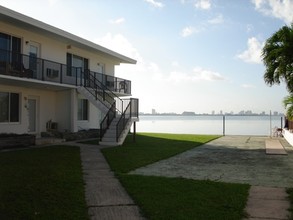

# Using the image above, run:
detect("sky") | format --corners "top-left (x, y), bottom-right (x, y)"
top-left (0, 0), bottom-right (292, 114)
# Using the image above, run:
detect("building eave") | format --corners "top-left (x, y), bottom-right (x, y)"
top-left (0, 5), bottom-right (137, 65)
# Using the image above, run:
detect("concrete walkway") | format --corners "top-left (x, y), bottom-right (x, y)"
top-left (244, 186), bottom-right (290, 220)
top-left (130, 136), bottom-right (293, 219)
top-left (65, 142), bottom-right (145, 220)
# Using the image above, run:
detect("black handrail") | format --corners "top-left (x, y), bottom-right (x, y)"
top-left (100, 102), bottom-right (116, 141)
top-left (116, 101), bottom-right (131, 142)
top-left (116, 98), bottom-right (139, 142)
top-left (0, 49), bottom-right (131, 95)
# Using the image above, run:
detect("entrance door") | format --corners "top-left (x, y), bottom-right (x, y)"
top-left (29, 42), bottom-right (40, 78)
top-left (28, 98), bottom-right (37, 133)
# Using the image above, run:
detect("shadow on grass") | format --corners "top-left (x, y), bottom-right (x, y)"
top-left (119, 175), bottom-right (249, 220)
top-left (0, 146), bottom-right (88, 220)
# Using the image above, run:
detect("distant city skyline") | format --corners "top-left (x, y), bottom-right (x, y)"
top-left (1, 1), bottom-right (292, 114)
top-left (143, 109), bottom-right (283, 116)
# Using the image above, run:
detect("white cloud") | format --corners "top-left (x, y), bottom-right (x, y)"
top-left (208, 14), bottom-right (224, 24)
top-left (246, 24), bottom-right (254, 33)
top-left (94, 33), bottom-right (140, 60)
top-left (48, 0), bottom-right (58, 6)
top-left (192, 67), bottom-right (226, 81)
top-left (180, 26), bottom-right (203, 37)
top-left (241, 84), bottom-right (256, 88)
top-left (194, 0), bottom-right (211, 10)
top-left (144, 0), bottom-right (164, 8)
top-left (251, 0), bottom-right (293, 24)
top-left (167, 67), bottom-right (225, 83)
top-left (109, 17), bottom-right (125, 25)
top-left (236, 37), bottom-right (263, 64)
top-left (181, 26), bottom-right (194, 37)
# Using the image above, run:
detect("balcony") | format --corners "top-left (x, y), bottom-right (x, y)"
top-left (0, 49), bottom-right (131, 95)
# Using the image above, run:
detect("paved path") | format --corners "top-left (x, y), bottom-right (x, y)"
top-left (244, 186), bottom-right (290, 220)
top-left (65, 142), bottom-right (145, 220)
top-left (130, 136), bottom-right (293, 219)
top-left (130, 136), bottom-right (293, 187)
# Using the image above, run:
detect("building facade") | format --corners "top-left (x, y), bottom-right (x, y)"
top-left (0, 6), bottom-right (138, 145)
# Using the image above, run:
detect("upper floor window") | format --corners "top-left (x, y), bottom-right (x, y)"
top-left (0, 92), bottom-right (20, 123)
top-left (66, 53), bottom-right (88, 77)
top-left (0, 33), bottom-right (21, 62)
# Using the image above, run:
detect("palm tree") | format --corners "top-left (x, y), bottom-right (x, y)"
top-left (262, 23), bottom-right (293, 92)
top-left (283, 95), bottom-right (293, 120)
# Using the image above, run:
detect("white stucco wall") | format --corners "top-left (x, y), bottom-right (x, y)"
top-left (0, 21), bottom-right (117, 75)
top-left (0, 84), bottom-right (56, 135)
top-left (55, 90), bottom-right (72, 132)
top-left (76, 93), bottom-right (102, 131)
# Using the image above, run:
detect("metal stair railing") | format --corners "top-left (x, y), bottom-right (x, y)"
top-left (81, 70), bottom-right (117, 109)
top-left (116, 98), bottom-right (139, 142)
top-left (100, 102), bottom-right (116, 141)
top-left (79, 70), bottom-right (138, 143)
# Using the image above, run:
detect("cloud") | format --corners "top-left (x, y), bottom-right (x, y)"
top-left (109, 17), bottom-right (125, 25)
top-left (48, 0), bottom-right (58, 6)
top-left (251, 0), bottom-right (293, 24)
top-left (180, 26), bottom-right (203, 37)
top-left (192, 67), bottom-right (226, 81)
top-left (194, 0), bottom-right (211, 10)
top-left (208, 14), bottom-right (224, 24)
top-left (167, 67), bottom-right (226, 83)
top-left (241, 84), bottom-right (256, 88)
top-left (144, 0), bottom-right (164, 8)
top-left (236, 37), bottom-right (263, 64)
top-left (181, 26), bottom-right (194, 37)
top-left (246, 24), bottom-right (254, 33)
top-left (94, 33), bottom-right (140, 61)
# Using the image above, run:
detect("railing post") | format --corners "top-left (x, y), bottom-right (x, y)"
top-left (60, 64), bottom-right (63, 84)
top-left (42, 59), bottom-right (45, 81)
top-left (223, 115), bottom-right (225, 136)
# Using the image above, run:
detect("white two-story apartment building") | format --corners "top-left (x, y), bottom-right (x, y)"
top-left (0, 6), bottom-right (139, 145)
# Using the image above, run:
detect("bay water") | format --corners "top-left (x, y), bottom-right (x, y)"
top-left (135, 115), bottom-right (284, 136)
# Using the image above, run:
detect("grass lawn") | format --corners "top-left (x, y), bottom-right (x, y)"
top-left (0, 146), bottom-right (88, 220)
top-left (101, 133), bottom-right (220, 173)
top-left (102, 133), bottom-right (250, 220)
top-left (288, 188), bottom-right (293, 220)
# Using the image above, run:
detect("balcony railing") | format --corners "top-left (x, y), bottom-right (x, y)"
top-left (0, 49), bottom-right (131, 95)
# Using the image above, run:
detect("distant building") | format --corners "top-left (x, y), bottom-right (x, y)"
top-left (182, 111), bottom-right (195, 116)
top-left (152, 109), bottom-right (157, 114)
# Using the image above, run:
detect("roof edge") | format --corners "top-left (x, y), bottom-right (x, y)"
top-left (0, 5), bottom-right (137, 64)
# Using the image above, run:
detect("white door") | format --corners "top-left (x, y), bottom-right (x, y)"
top-left (29, 42), bottom-right (40, 78)
top-left (28, 98), bottom-right (37, 133)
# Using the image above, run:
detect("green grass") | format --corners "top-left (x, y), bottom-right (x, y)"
top-left (119, 175), bottom-right (249, 220)
top-left (102, 133), bottom-right (220, 173)
top-left (0, 146), bottom-right (88, 220)
top-left (102, 133), bottom-right (250, 219)
top-left (287, 188), bottom-right (293, 220)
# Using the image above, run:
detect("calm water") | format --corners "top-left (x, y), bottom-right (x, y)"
top-left (135, 115), bottom-right (284, 136)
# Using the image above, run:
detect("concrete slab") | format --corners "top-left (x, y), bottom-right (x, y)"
top-left (77, 143), bottom-right (145, 220)
top-left (88, 206), bottom-right (145, 220)
top-left (245, 186), bottom-right (290, 220)
top-left (266, 139), bottom-right (287, 155)
top-left (130, 136), bottom-right (293, 187)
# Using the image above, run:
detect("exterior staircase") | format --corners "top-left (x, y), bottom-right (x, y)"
top-left (77, 72), bottom-right (139, 146)
top-left (99, 117), bottom-right (135, 146)
top-left (77, 86), bottom-right (111, 114)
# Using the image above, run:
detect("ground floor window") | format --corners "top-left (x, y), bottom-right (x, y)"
top-left (0, 92), bottom-right (20, 123)
top-left (78, 99), bottom-right (88, 121)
